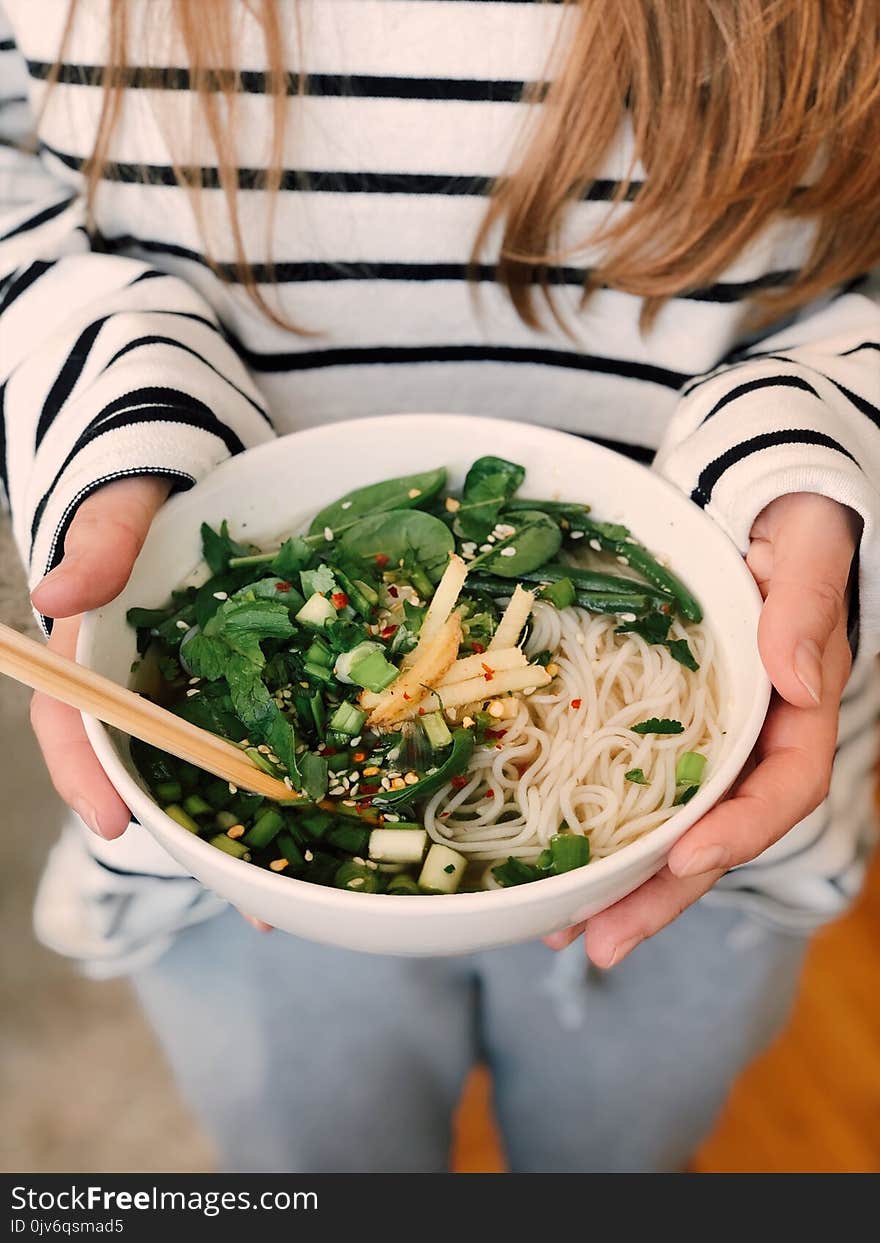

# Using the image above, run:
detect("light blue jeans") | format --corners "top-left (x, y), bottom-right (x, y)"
top-left (132, 901), bottom-right (808, 1173)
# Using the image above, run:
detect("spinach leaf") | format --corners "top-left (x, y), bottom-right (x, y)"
top-left (179, 632), bottom-right (229, 681)
top-left (457, 456), bottom-right (526, 541)
top-left (299, 752), bottom-right (329, 803)
top-left (126, 605), bottom-right (175, 631)
top-left (339, 509), bottom-right (455, 584)
top-left (308, 468), bottom-right (447, 537)
top-left (200, 520), bottom-right (251, 575)
top-left (481, 511), bottom-right (562, 578)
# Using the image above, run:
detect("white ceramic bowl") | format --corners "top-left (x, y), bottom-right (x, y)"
top-left (78, 415), bottom-right (769, 955)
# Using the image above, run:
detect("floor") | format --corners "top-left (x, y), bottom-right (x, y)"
top-left (2, 512), bottom-right (878, 1174)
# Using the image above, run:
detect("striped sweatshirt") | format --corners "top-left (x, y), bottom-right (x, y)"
top-left (2, 0), bottom-right (879, 954)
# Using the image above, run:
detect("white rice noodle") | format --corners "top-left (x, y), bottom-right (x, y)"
top-left (422, 602), bottom-right (723, 863)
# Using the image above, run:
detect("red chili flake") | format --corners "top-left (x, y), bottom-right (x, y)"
top-left (387, 584), bottom-right (399, 598)
top-left (318, 745), bottom-right (337, 757)
top-left (380, 624), bottom-right (398, 639)
top-left (331, 591), bottom-right (349, 609)
top-left (482, 662), bottom-right (495, 682)
top-left (403, 692), bottom-right (411, 700)
top-left (360, 783), bottom-right (379, 796)
top-left (485, 789), bottom-right (495, 799)
top-left (471, 642), bottom-right (486, 654)
top-left (352, 751), bottom-right (367, 763)
top-left (275, 580), bottom-right (292, 592)
top-left (440, 811), bottom-right (451, 818)
top-left (487, 729), bottom-right (505, 739)
top-left (570, 698), bottom-right (582, 709)
top-left (450, 775), bottom-right (469, 790)
top-left (418, 707), bottom-right (426, 716)
top-left (375, 554), bottom-right (390, 568)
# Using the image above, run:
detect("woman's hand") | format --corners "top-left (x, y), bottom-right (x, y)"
top-left (29, 476), bottom-right (172, 838)
top-left (546, 492), bottom-right (858, 967)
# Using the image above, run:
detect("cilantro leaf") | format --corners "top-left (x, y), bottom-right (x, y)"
top-left (625, 768), bottom-right (648, 784)
top-left (271, 536), bottom-right (312, 579)
top-left (616, 611), bottom-right (672, 644)
top-left (200, 520), bottom-right (250, 575)
top-left (632, 718), bottom-right (685, 735)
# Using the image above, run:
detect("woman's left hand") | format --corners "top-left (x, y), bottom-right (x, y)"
top-left (545, 492), bottom-right (859, 967)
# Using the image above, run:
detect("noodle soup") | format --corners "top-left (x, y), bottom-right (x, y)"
top-left (127, 456), bottom-right (719, 896)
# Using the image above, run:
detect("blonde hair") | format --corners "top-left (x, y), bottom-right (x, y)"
top-left (47, 0), bottom-right (880, 332)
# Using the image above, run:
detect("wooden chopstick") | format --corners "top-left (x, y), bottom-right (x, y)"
top-left (0, 621), bottom-right (301, 802)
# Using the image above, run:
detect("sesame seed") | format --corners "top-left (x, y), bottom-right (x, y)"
top-left (366, 859), bottom-right (379, 870)
top-left (445, 497), bottom-right (461, 513)
top-left (186, 688), bottom-right (199, 697)
top-left (341, 501), bottom-right (353, 510)
top-left (461, 542), bottom-right (477, 555)
top-left (226, 824), bottom-right (245, 839)
top-left (329, 786), bottom-right (346, 797)
top-left (404, 772), bottom-right (419, 786)
top-left (350, 736), bottom-right (361, 747)
top-left (342, 799), bottom-right (356, 806)
top-left (258, 744), bottom-right (270, 754)
top-left (228, 783), bottom-right (238, 794)
top-left (589, 539), bottom-right (602, 552)
top-left (304, 849), bottom-right (314, 862)
top-left (188, 677), bottom-right (201, 685)
top-left (446, 707), bottom-right (458, 722)
top-left (176, 620), bottom-right (189, 631)
top-left (283, 777), bottom-right (293, 790)
top-left (616, 555), bottom-right (629, 565)
top-left (488, 701), bottom-right (505, 718)
top-left (496, 523), bottom-right (516, 538)
top-left (570, 531), bottom-right (585, 540)
top-left (545, 663), bottom-right (560, 677)
top-left (479, 543), bottom-right (493, 553)
top-left (353, 857), bottom-right (366, 866)
top-left (499, 546), bottom-right (517, 558)
top-left (619, 612), bottom-right (637, 623)
top-left (349, 877), bottom-right (365, 888)
top-left (381, 778), bottom-right (392, 790)
top-left (323, 526), bottom-right (334, 541)
top-left (269, 858), bottom-right (289, 872)
top-left (408, 488), bottom-right (422, 499)
top-left (363, 765), bottom-right (380, 777)
top-left (212, 591), bottom-right (228, 601)
top-left (383, 813), bottom-right (400, 823)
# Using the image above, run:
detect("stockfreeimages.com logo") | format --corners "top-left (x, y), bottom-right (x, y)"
top-left (11, 1185), bottom-right (318, 1221)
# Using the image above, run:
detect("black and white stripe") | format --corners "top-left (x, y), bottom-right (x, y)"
top-left (2, 0), bottom-right (878, 934)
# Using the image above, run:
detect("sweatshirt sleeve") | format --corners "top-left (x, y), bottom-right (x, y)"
top-left (653, 284), bottom-right (880, 658)
top-left (0, 25), bottom-right (275, 597)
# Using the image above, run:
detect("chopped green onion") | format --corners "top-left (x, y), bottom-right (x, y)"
top-left (491, 857), bottom-right (538, 887)
top-left (182, 794), bottom-right (213, 818)
top-left (421, 711), bottom-right (453, 751)
top-left (243, 808), bottom-right (284, 849)
top-left (296, 808), bottom-right (335, 839)
top-left (667, 639), bottom-right (700, 671)
top-left (540, 577), bottom-right (576, 610)
top-left (675, 751), bottom-right (707, 786)
top-left (386, 874), bottom-right (422, 895)
top-left (305, 638), bottom-right (333, 669)
top-left (163, 804), bottom-right (201, 834)
top-left (277, 830), bottom-right (306, 870)
top-left (154, 780), bottom-right (182, 804)
top-left (625, 768), bottom-right (648, 785)
top-left (327, 701), bottom-right (368, 737)
top-left (208, 833), bottom-right (251, 860)
top-left (674, 785), bottom-right (700, 806)
top-left (549, 832), bottom-right (590, 873)
top-left (334, 861), bottom-right (384, 893)
top-left (326, 821), bottom-right (370, 855)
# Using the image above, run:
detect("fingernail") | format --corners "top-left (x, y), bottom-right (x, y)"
top-left (673, 844), bottom-right (730, 877)
top-left (73, 798), bottom-right (103, 837)
top-left (604, 935), bottom-right (643, 968)
top-left (794, 639), bottom-right (823, 705)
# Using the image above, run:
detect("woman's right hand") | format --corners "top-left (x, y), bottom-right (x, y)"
top-left (29, 476), bottom-right (172, 839)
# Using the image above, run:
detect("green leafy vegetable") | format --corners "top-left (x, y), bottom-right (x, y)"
top-left (667, 639), bottom-right (700, 671)
top-left (491, 857), bottom-right (539, 887)
top-left (308, 468), bottom-right (447, 537)
top-left (616, 612), bottom-right (672, 644)
top-left (674, 785), bottom-right (700, 806)
top-left (201, 520), bottom-right (251, 575)
top-left (271, 536), bottom-right (312, 578)
top-left (457, 456), bottom-right (526, 541)
top-left (374, 729), bottom-right (475, 808)
top-left (339, 509), bottom-right (454, 584)
top-left (632, 718), bottom-right (685, 735)
top-left (625, 768), bottom-right (648, 784)
top-left (479, 511), bottom-right (562, 578)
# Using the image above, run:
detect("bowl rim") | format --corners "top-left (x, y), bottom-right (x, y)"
top-left (79, 413), bottom-right (771, 915)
